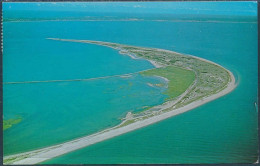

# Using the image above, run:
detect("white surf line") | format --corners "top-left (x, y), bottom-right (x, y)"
top-left (4, 72), bottom-right (235, 165)
top-left (3, 40), bottom-right (236, 165)
top-left (3, 69), bottom-right (154, 85)
top-left (5, 19), bottom-right (145, 23)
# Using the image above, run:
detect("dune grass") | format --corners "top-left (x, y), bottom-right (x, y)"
top-left (140, 66), bottom-right (196, 101)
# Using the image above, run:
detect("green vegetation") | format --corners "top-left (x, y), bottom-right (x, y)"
top-left (3, 117), bottom-right (22, 131)
top-left (140, 66), bottom-right (195, 100)
top-left (119, 119), bottom-right (136, 127)
top-left (4, 155), bottom-right (28, 165)
top-left (79, 40), bottom-right (232, 125)
top-left (47, 39), bottom-right (232, 134)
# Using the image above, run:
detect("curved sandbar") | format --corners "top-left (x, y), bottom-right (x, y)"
top-left (4, 39), bottom-right (236, 165)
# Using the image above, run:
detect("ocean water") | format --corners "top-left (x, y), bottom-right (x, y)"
top-left (3, 7), bottom-right (258, 164)
top-left (3, 16), bottom-right (169, 155)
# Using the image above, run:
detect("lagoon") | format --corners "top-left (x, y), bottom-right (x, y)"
top-left (3, 3), bottom-right (258, 164)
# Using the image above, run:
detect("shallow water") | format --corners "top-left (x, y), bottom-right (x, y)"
top-left (3, 4), bottom-right (258, 164)
top-left (3, 17), bottom-right (169, 155)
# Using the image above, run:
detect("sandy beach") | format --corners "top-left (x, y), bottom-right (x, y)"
top-left (4, 72), bottom-right (235, 164)
top-left (3, 39), bottom-right (236, 165)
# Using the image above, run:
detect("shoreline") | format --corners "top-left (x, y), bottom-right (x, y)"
top-left (3, 39), bottom-right (236, 165)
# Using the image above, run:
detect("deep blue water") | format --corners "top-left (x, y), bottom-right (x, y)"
top-left (3, 8), bottom-right (258, 164)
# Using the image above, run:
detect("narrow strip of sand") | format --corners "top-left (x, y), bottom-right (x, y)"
top-left (4, 67), bottom-right (236, 166)
top-left (3, 69), bottom-right (153, 85)
top-left (4, 39), bottom-right (236, 165)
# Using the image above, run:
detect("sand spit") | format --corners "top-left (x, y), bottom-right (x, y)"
top-left (4, 75), bottom-right (235, 165)
top-left (3, 39), bottom-right (236, 165)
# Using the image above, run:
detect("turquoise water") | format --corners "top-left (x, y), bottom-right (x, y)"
top-left (4, 75), bottom-right (167, 155)
top-left (3, 4), bottom-right (258, 164)
top-left (3, 17), bottom-right (169, 155)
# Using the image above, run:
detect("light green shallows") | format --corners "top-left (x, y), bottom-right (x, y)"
top-left (3, 117), bottom-right (22, 131)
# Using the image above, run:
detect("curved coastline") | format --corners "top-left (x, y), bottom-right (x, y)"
top-left (3, 39), bottom-right (236, 165)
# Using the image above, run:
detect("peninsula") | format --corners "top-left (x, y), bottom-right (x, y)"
top-left (3, 39), bottom-right (236, 165)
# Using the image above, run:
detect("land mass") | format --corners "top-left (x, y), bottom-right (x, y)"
top-left (3, 38), bottom-right (236, 165)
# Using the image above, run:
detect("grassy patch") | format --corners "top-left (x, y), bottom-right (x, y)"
top-left (119, 119), bottom-right (136, 127)
top-left (3, 117), bottom-right (22, 131)
top-left (140, 66), bottom-right (196, 101)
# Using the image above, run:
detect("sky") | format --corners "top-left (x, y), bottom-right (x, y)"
top-left (3, 1), bottom-right (258, 16)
